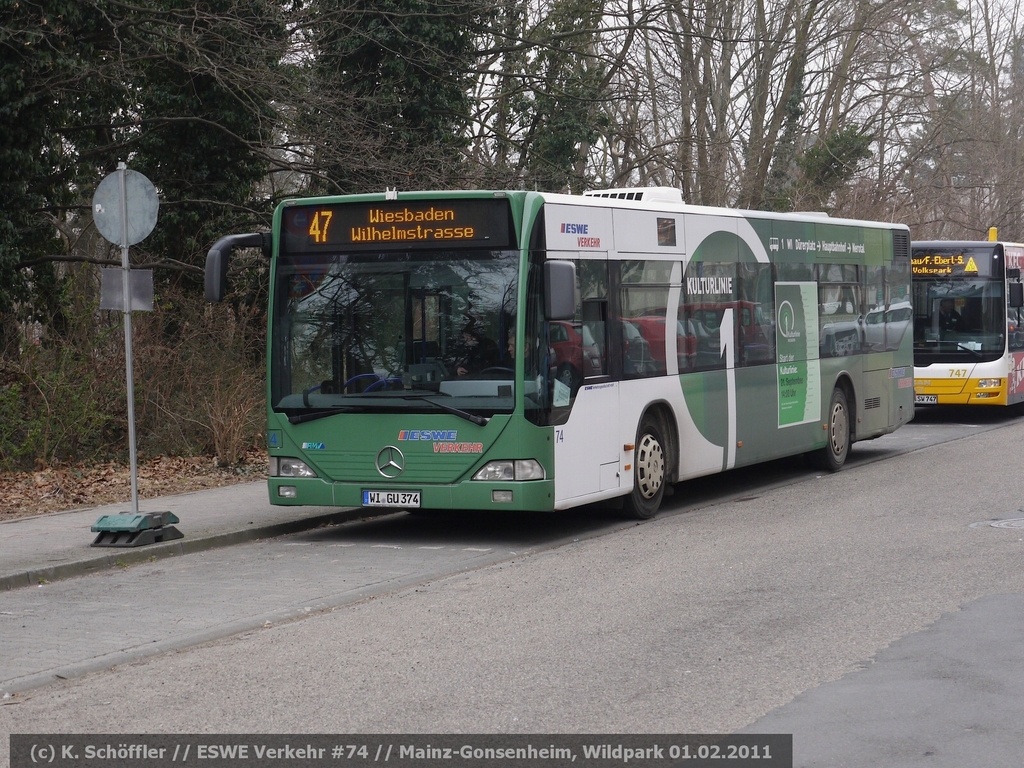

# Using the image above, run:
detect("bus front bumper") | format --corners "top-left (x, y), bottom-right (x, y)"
top-left (914, 378), bottom-right (1007, 405)
top-left (268, 477), bottom-right (557, 512)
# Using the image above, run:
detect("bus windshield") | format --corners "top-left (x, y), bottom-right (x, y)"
top-left (271, 247), bottom-right (519, 418)
top-left (911, 276), bottom-right (1006, 363)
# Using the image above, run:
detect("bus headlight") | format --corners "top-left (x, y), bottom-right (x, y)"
top-left (977, 378), bottom-right (1002, 389)
top-left (472, 460), bottom-right (545, 481)
top-left (270, 457), bottom-right (318, 478)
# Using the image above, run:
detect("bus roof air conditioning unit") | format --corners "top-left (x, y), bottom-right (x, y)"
top-left (583, 187), bottom-right (683, 203)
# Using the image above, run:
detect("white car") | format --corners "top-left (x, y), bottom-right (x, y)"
top-left (862, 300), bottom-right (912, 351)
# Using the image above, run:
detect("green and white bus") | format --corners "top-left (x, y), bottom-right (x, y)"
top-left (206, 188), bottom-right (914, 519)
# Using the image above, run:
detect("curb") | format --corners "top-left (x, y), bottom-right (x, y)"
top-left (0, 508), bottom-right (372, 593)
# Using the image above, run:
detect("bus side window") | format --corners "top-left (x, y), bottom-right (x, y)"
top-left (1010, 315), bottom-right (1024, 351)
top-left (619, 259), bottom-right (672, 378)
top-left (578, 261), bottom-right (609, 378)
top-left (582, 299), bottom-right (607, 376)
top-left (818, 266), bottom-right (863, 358)
top-left (681, 261), bottom-right (736, 371)
top-left (736, 262), bottom-right (774, 365)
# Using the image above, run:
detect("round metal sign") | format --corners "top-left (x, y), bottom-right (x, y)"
top-left (92, 168), bottom-right (159, 247)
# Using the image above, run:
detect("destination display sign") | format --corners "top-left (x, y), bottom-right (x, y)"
top-left (911, 245), bottom-right (998, 277)
top-left (280, 198), bottom-right (514, 253)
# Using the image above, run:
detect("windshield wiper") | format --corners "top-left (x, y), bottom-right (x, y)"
top-left (956, 342), bottom-right (984, 358)
top-left (402, 394), bottom-right (489, 425)
top-left (287, 406), bottom-right (364, 424)
top-left (287, 395), bottom-right (490, 426)
top-left (915, 338), bottom-right (985, 359)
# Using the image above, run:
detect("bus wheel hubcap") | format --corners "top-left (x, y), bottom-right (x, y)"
top-left (830, 405), bottom-right (848, 455)
top-left (636, 434), bottom-right (665, 499)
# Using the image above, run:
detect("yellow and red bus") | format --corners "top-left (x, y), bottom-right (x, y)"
top-left (912, 236), bottom-right (1024, 406)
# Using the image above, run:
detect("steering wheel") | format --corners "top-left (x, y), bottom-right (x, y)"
top-left (479, 367), bottom-right (515, 376)
top-left (302, 383), bottom-right (322, 408)
top-left (556, 364), bottom-right (580, 389)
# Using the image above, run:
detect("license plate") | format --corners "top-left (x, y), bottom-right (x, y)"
top-left (915, 394), bottom-right (938, 405)
top-left (362, 490), bottom-right (421, 508)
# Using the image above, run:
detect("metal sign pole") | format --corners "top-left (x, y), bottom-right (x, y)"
top-left (118, 162), bottom-right (140, 516)
top-left (89, 162), bottom-right (181, 547)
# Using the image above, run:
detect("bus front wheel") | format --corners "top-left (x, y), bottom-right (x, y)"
top-left (623, 416), bottom-right (666, 519)
top-left (809, 387), bottom-right (850, 472)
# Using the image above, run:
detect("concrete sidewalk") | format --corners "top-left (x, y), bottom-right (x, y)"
top-left (0, 481), bottom-right (364, 592)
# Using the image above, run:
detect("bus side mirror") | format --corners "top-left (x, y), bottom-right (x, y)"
top-left (544, 259), bottom-right (577, 321)
top-left (1010, 282), bottom-right (1024, 309)
top-left (205, 232), bottom-right (271, 303)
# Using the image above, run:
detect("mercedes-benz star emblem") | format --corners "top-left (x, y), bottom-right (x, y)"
top-left (375, 446), bottom-right (405, 478)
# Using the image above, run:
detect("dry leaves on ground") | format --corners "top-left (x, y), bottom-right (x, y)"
top-left (0, 452), bottom-right (268, 523)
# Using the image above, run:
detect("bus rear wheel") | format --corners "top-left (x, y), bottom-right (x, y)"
top-left (556, 364), bottom-right (580, 390)
top-left (623, 416), bottom-right (666, 519)
top-left (809, 387), bottom-right (850, 472)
